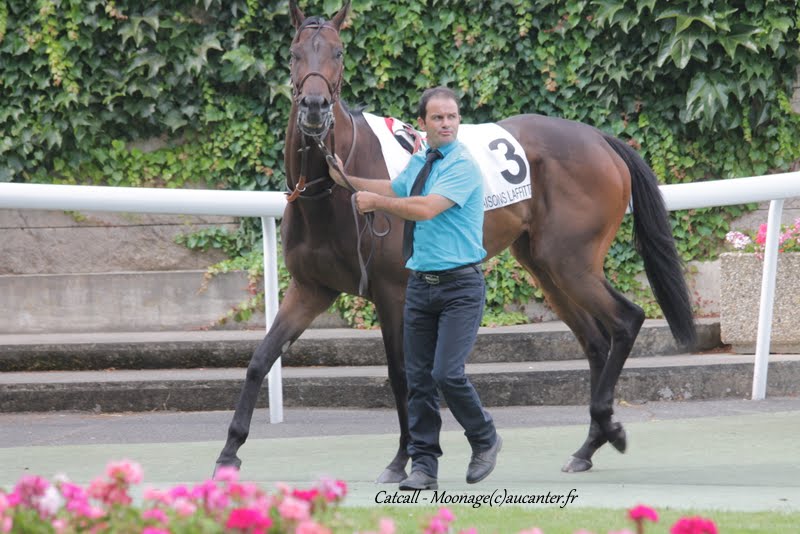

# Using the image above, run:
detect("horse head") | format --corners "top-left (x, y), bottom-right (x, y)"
top-left (289, 0), bottom-right (350, 137)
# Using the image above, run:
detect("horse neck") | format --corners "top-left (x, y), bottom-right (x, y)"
top-left (284, 102), bottom-right (354, 192)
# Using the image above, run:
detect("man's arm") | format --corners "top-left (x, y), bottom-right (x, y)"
top-left (326, 155), bottom-right (396, 197)
top-left (356, 191), bottom-right (454, 220)
top-left (326, 153), bottom-right (455, 220)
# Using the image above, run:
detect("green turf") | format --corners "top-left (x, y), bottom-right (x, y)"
top-left (325, 506), bottom-right (800, 533)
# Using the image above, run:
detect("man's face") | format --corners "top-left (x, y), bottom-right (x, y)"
top-left (418, 96), bottom-right (460, 149)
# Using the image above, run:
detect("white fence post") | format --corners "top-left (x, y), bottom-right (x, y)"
top-left (262, 216), bottom-right (283, 423)
top-left (751, 199), bottom-right (785, 400)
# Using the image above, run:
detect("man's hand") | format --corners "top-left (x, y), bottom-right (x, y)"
top-left (354, 191), bottom-right (381, 213)
top-left (326, 154), bottom-right (347, 188)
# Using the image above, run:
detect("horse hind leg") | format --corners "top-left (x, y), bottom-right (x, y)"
top-left (214, 281), bottom-right (338, 476)
top-left (512, 235), bottom-right (644, 468)
top-left (553, 265), bottom-right (644, 455)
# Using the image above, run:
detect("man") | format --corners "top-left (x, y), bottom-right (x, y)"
top-left (327, 86), bottom-right (501, 490)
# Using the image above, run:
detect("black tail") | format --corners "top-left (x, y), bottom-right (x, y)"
top-left (603, 134), bottom-right (697, 349)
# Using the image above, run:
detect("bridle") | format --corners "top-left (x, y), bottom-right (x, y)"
top-left (286, 20), bottom-right (390, 296)
top-left (287, 22), bottom-right (349, 202)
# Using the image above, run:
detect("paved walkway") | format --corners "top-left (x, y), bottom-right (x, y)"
top-left (2, 398), bottom-right (799, 511)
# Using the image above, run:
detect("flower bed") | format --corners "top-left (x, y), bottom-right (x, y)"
top-left (0, 459), bottom-right (720, 533)
top-left (722, 219), bottom-right (800, 353)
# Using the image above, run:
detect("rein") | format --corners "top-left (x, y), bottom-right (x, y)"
top-left (286, 23), bottom-right (390, 295)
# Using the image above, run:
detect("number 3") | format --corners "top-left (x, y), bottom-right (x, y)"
top-left (488, 138), bottom-right (526, 184)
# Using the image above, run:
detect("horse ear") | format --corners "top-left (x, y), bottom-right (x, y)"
top-left (289, 0), bottom-right (305, 29)
top-left (330, 0), bottom-right (351, 30)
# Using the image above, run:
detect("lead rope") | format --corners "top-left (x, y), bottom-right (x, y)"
top-left (319, 137), bottom-right (390, 296)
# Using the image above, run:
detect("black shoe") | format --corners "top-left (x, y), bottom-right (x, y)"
top-left (398, 470), bottom-right (438, 491)
top-left (466, 434), bottom-right (502, 484)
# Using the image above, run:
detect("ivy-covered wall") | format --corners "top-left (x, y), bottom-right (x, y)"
top-left (2, 0), bottom-right (799, 322)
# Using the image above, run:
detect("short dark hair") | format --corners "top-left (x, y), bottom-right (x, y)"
top-left (417, 86), bottom-right (460, 120)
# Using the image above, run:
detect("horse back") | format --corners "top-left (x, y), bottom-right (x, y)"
top-left (495, 114), bottom-right (632, 238)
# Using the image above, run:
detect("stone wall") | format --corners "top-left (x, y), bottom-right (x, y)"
top-left (0, 209), bottom-right (234, 274)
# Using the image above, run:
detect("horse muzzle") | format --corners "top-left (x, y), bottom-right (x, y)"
top-left (297, 96), bottom-right (334, 136)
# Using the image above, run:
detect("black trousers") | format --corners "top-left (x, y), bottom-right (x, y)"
top-left (403, 265), bottom-right (497, 477)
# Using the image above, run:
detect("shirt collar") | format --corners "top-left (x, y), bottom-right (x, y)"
top-left (425, 140), bottom-right (458, 158)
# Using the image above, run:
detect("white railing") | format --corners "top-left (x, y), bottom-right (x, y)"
top-left (0, 183), bottom-right (289, 423)
top-left (658, 171), bottom-right (800, 400)
top-left (1, 171), bottom-right (799, 407)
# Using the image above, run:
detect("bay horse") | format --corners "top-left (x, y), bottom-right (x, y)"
top-left (215, 0), bottom-right (696, 480)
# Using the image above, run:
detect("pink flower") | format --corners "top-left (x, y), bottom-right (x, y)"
top-left (460, 529), bottom-right (480, 534)
top-left (172, 497), bottom-right (197, 517)
top-left (143, 487), bottom-right (171, 505)
top-left (436, 507), bottom-right (455, 522)
top-left (105, 459), bottom-right (143, 485)
top-left (13, 475), bottom-right (50, 506)
top-left (279, 495), bottom-right (312, 521)
top-left (51, 518), bottom-right (68, 534)
top-left (379, 518), bottom-right (396, 534)
top-left (317, 478), bottom-right (348, 502)
top-left (670, 516), bottom-right (718, 534)
top-left (628, 504), bottom-right (659, 522)
top-left (214, 465), bottom-right (240, 483)
top-left (169, 484), bottom-right (191, 500)
top-left (755, 223), bottom-right (768, 245)
top-left (226, 507), bottom-right (273, 532)
top-left (142, 528), bottom-right (171, 534)
top-left (424, 518), bottom-right (448, 534)
top-left (229, 481), bottom-right (261, 502)
top-left (423, 507), bottom-right (456, 534)
top-left (143, 508), bottom-right (169, 523)
top-left (296, 519), bottom-right (332, 534)
top-left (518, 529), bottom-right (543, 534)
top-left (88, 478), bottom-right (132, 506)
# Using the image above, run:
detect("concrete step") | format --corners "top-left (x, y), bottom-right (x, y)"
top-left (2, 353), bottom-right (798, 413)
top-left (0, 318), bottom-right (720, 372)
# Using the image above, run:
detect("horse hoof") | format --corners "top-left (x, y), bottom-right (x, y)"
top-left (375, 467), bottom-right (407, 484)
top-left (561, 456), bottom-right (593, 473)
top-left (609, 424), bottom-right (627, 453)
top-left (213, 459), bottom-right (242, 479)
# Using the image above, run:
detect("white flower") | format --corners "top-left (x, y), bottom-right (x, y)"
top-left (37, 485), bottom-right (64, 516)
top-left (725, 231), bottom-right (751, 250)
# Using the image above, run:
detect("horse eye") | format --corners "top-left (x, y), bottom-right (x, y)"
top-left (335, 50), bottom-right (344, 59)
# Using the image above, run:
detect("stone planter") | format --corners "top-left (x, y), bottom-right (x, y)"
top-left (720, 252), bottom-right (800, 353)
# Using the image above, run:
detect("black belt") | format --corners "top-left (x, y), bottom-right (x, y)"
top-left (410, 263), bottom-right (480, 285)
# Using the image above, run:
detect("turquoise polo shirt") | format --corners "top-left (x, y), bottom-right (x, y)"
top-left (391, 140), bottom-right (486, 271)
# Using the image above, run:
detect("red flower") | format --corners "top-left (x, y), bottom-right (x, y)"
top-left (628, 505), bottom-right (659, 523)
top-left (292, 488), bottom-right (320, 502)
top-left (226, 507), bottom-right (273, 533)
top-left (670, 516), bottom-right (718, 534)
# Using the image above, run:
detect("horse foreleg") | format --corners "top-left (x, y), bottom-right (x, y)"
top-left (372, 286), bottom-right (410, 483)
top-left (214, 281), bottom-right (338, 476)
